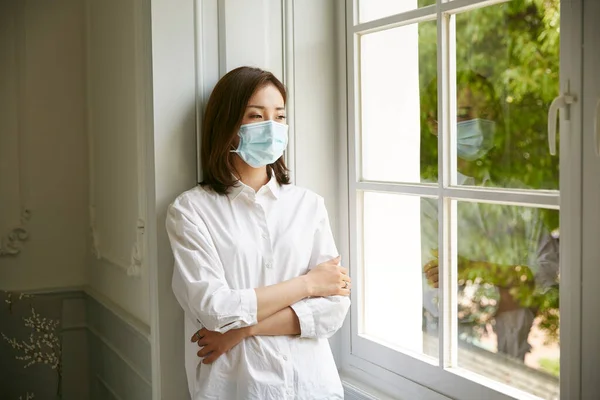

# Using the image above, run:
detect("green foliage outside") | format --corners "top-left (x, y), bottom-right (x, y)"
top-left (417, 0), bottom-right (560, 344)
top-left (539, 357), bottom-right (560, 377)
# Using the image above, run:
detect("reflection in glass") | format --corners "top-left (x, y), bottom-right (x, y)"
top-left (456, 202), bottom-right (559, 399)
top-left (452, 3), bottom-right (560, 190)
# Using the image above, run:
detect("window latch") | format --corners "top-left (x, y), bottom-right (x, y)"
top-left (547, 93), bottom-right (576, 156)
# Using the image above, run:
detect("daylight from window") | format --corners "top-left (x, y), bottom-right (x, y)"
top-left (355, 1), bottom-right (560, 399)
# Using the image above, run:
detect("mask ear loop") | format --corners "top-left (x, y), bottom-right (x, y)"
top-left (230, 130), bottom-right (242, 153)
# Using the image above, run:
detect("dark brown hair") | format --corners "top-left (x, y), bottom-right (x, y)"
top-left (200, 66), bottom-right (291, 194)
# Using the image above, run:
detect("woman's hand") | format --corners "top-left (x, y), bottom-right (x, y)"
top-left (424, 249), bottom-right (439, 288)
top-left (424, 258), bottom-right (439, 288)
top-left (192, 327), bottom-right (250, 364)
top-left (305, 256), bottom-right (351, 297)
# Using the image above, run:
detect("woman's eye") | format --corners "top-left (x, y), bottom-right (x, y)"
top-left (278, 115), bottom-right (287, 120)
top-left (250, 114), bottom-right (263, 119)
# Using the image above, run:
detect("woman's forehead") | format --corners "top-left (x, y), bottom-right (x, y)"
top-left (247, 83), bottom-right (285, 107)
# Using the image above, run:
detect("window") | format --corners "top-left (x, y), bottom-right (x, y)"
top-left (344, 0), bottom-right (574, 398)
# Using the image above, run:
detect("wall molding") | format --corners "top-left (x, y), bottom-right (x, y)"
top-left (88, 325), bottom-right (151, 387)
top-left (85, 287), bottom-right (152, 399)
top-left (84, 286), bottom-right (151, 341)
top-left (96, 375), bottom-right (125, 400)
top-left (0, 209), bottom-right (31, 256)
top-left (282, 0), bottom-right (297, 183)
top-left (85, 0), bottom-right (149, 279)
top-left (0, 1), bottom-right (30, 258)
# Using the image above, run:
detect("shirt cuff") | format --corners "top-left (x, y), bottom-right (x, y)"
top-left (241, 288), bottom-right (258, 326)
top-left (290, 300), bottom-right (316, 338)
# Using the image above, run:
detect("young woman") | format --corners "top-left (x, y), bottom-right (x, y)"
top-left (166, 66), bottom-right (351, 400)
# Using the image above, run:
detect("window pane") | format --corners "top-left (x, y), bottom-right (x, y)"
top-left (362, 192), bottom-right (438, 360)
top-left (360, 20), bottom-right (438, 183)
top-left (451, 3), bottom-right (560, 190)
top-left (358, 0), bottom-right (436, 24)
top-left (454, 202), bottom-right (559, 398)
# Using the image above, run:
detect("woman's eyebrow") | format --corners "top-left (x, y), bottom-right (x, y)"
top-left (247, 105), bottom-right (286, 111)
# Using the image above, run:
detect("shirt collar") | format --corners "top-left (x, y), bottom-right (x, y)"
top-left (227, 181), bottom-right (245, 201)
top-left (264, 173), bottom-right (281, 199)
top-left (227, 173), bottom-right (280, 201)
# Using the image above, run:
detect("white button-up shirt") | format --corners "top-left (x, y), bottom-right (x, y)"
top-left (167, 176), bottom-right (350, 400)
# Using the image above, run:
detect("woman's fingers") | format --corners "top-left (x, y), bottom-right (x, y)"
top-left (336, 280), bottom-right (352, 295)
top-left (426, 271), bottom-right (439, 288)
top-left (191, 328), bottom-right (207, 342)
top-left (423, 260), bottom-right (438, 274)
top-left (197, 344), bottom-right (212, 357)
top-left (425, 267), bottom-right (438, 279)
top-left (428, 272), bottom-right (439, 283)
top-left (202, 351), bottom-right (222, 364)
top-left (197, 348), bottom-right (210, 358)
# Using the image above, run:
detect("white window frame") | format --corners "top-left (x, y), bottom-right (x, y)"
top-left (339, 0), bottom-right (583, 399)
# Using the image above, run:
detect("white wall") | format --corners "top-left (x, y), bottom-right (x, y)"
top-left (290, 0), bottom-right (345, 360)
top-left (148, 0), bottom-right (197, 398)
top-left (85, 0), bottom-right (152, 324)
top-left (218, 0), bottom-right (283, 77)
top-left (0, 0), bottom-right (88, 290)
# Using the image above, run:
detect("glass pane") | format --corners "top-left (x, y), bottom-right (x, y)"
top-left (454, 201), bottom-right (559, 399)
top-left (358, 0), bottom-right (436, 24)
top-left (360, 20), bottom-right (438, 183)
top-left (450, 2), bottom-right (560, 190)
top-left (362, 192), bottom-right (438, 360)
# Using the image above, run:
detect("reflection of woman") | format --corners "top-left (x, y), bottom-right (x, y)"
top-left (421, 71), bottom-right (559, 361)
top-left (167, 67), bottom-right (351, 399)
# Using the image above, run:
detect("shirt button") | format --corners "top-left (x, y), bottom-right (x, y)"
top-left (282, 355), bottom-right (288, 361)
top-left (261, 232), bottom-right (268, 239)
top-left (265, 261), bottom-right (273, 269)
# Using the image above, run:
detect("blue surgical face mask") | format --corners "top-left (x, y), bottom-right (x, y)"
top-left (457, 118), bottom-right (496, 161)
top-left (232, 120), bottom-right (289, 168)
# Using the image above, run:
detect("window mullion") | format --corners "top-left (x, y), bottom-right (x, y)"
top-left (346, 0), bottom-right (361, 346)
top-left (437, 3), bottom-right (458, 369)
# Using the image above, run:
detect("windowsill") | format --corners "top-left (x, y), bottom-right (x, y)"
top-left (341, 373), bottom-right (399, 400)
top-left (339, 356), bottom-right (451, 400)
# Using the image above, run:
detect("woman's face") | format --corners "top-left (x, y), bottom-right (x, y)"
top-left (427, 87), bottom-right (496, 135)
top-left (241, 83), bottom-right (286, 126)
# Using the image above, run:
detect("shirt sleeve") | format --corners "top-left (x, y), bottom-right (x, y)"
top-left (535, 231), bottom-right (560, 290)
top-left (167, 196), bottom-right (258, 333)
top-left (290, 197), bottom-right (351, 339)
